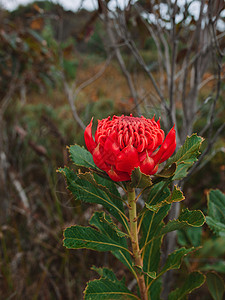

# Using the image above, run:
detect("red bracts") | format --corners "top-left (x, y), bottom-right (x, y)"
top-left (84, 115), bottom-right (176, 181)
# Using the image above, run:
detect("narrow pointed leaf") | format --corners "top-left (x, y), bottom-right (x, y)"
top-left (168, 271), bottom-right (205, 300)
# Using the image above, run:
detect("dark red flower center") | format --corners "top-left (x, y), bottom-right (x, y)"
top-left (95, 115), bottom-right (165, 153)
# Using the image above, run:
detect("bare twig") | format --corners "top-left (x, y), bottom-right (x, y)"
top-left (126, 39), bottom-right (171, 116)
top-left (182, 0), bottom-right (224, 181)
top-left (101, 4), bottom-right (141, 116)
top-left (0, 62), bottom-right (20, 224)
top-left (63, 55), bottom-right (112, 130)
top-left (8, 169), bottom-right (30, 210)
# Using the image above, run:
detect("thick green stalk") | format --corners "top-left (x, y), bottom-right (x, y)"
top-left (128, 187), bottom-right (148, 300)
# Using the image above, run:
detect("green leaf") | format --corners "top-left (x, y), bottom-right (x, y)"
top-left (147, 182), bottom-right (171, 206)
top-left (155, 163), bottom-right (177, 178)
top-left (177, 227), bottom-right (202, 247)
top-left (69, 145), bottom-right (109, 179)
top-left (166, 134), bottom-right (204, 180)
top-left (134, 265), bottom-right (156, 279)
top-left (199, 237), bottom-right (225, 258)
top-left (141, 186), bottom-right (186, 270)
top-left (168, 271), bottom-right (205, 300)
top-left (145, 186), bottom-right (184, 213)
top-left (58, 167), bottom-right (129, 232)
top-left (146, 271), bottom-right (156, 279)
top-left (206, 190), bottom-right (225, 236)
top-left (84, 277), bottom-right (140, 299)
top-left (77, 171), bottom-right (125, 215)
top-left (201, 261), bottom-right (225, 274)
top-left (91, 266), bottom-right (119, 282)
top-left (165, 185), bottom-right (185, 203)
top-left (91, 211), bottom-right (128, 238)
top-left (145, 202), bottom-right (162, 213)
top-left (140, 182), bottom-right (171, 289)
top-left (89, 212), bottom-right (134, 274)
top-left (161, 209), bottom-right (205, 235)
top-left (158, 247), bottom-right (194, 277)
top-left (130, 167), bottom-right (152, 189)
top-left (148, 278), bottom-right (162, 300)
top-left (205, 217), bottom-right (225, 236)
top-left (69, 144), bottom-right (96, 169)
top-left (206, 272), bottom-right (225, 300)
top-left (63, 225), bottom-right (132, 254)
top-left (140, 183), bottom-right (171, 287)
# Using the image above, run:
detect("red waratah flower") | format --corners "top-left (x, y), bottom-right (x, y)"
top-left (84, 115), bottom-right (176, 182)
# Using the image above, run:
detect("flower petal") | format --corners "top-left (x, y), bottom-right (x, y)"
top-left (103, 131), bottom-right (120, 164)
top-left (84, 118), bottom-right (97, 154)
top-left (115, 144), bottom-right (139, 174)
top-left (92, 144), bottom-right (109, 171)
top-left (107, 167), bottom-right (130, 182)
top-left (150, 164), bottom-right (158, 175)
top-left (140, 151), bottom-right (156, 175)
top-left (152, 126), bottom-right (176, 164)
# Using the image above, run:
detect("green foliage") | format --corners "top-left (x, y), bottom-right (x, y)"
top-left (64, 224), bottom-right (131, 255)
top-left (206, 190), bottom-right (225, 236)
top-left (131, 167), bottom-right (152, 189)
top-left (168, 271), bottom-right (205, 300)
top-left (206, 272), bottom-right (225, 300)
top-left (200, 236), bottom-right (225, 258)
top-left (60, 134), bottom-right (206, 298)
top-left (161, 208), bottom-right (205, 235)
top-left (84, 269), bottom-right (140, 299)
top-left (89, 212), bottom-right (134, 273)
top-left (177, 227), bottom-right (202, 247)
top-left (69, 144), bottom-right (96, 169)
top-left (201, 261), bottom-right (225, 274)
top-left (203, 190), bottom-right (225, 299)
top-left (145, 185), bottom-right (184, 213)
top-left (58, 166), bottom-right (128, 231)
top-left (166, 134), bottom-right (204, 180)
top-left (159, 247), bottom-right (194, 276)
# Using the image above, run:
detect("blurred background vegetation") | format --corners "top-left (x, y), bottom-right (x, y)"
top-left (0, 0), bottom-right (224, 299)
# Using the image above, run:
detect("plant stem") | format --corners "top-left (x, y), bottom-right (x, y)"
top-left (128, 187), bottom-right (148, 300)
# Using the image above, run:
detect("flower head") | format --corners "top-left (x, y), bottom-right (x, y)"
top-left (84, 115), bottom-right (176, 181)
